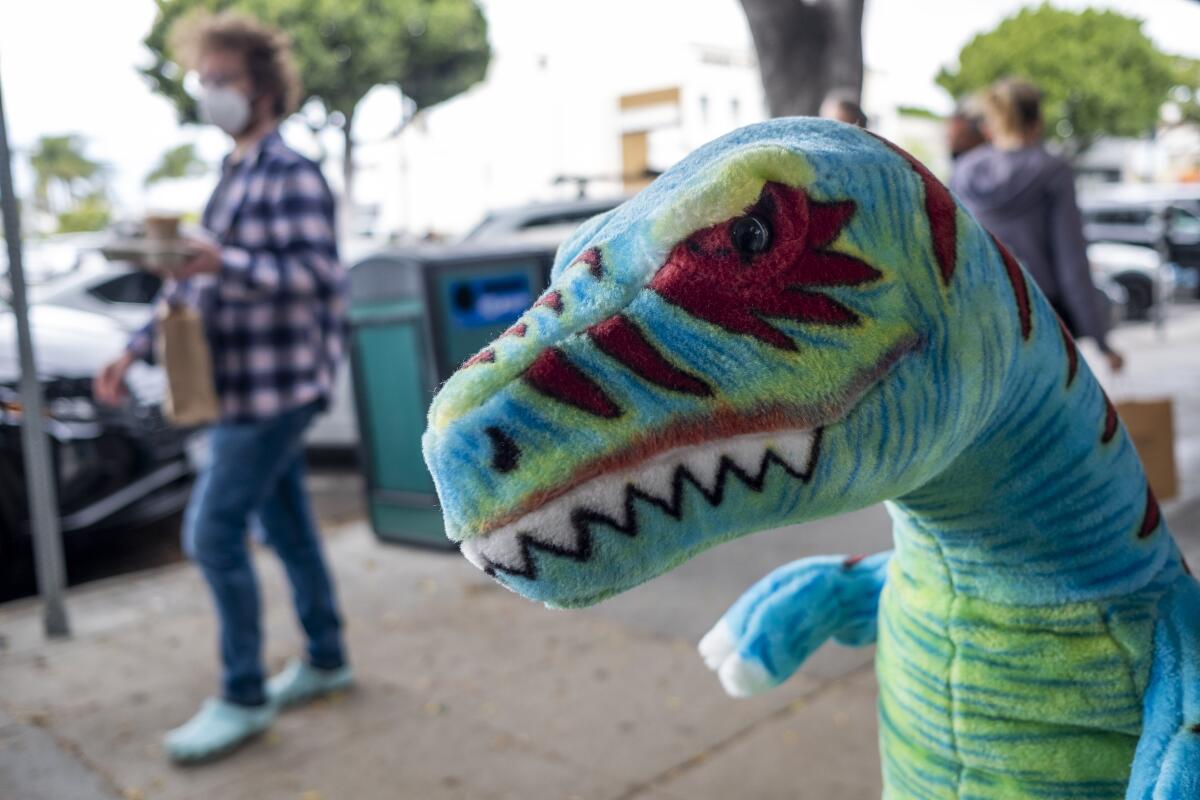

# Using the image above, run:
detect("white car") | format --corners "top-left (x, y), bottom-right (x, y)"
top-left (1087, 241), bottom-right (1165, 322)
top-left (27, 246), bottom-right (358, 450)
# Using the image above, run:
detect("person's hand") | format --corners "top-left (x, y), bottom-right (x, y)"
top-left (174, 239), bottom-right (223, 280)
top-left (1104, 348), bottom-right (1126, 374)
top-left (94, 351), bottom-right (136, 406)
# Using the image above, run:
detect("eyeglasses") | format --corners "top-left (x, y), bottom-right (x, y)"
top-left (198, 71), bottom-right (249, 89)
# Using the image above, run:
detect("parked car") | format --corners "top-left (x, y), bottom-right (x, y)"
top-left (25, 247), bottom-right (357, 450)
top-left (30, 249), bottom-right (164, 330)
top-left (1080, 197), bottom-right (1200, 295)
top-left (461, 196), bottom-right (626, 243)
top-left (1087, 242), bottom-right (1164, 321)
top-left (0, 304), bottom-right (194, 586)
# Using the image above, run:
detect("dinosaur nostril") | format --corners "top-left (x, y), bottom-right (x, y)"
top-left (485, 426), bottom-right (521, 473)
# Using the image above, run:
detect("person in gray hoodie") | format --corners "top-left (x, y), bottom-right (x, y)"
top-left (951, 79), bottom-right (1125, 372)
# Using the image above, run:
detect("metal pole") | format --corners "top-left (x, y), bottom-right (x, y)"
top-left (1153, 206), bottom-right (1171, 340)
top-left (0, 65), bottom-right (70, 637)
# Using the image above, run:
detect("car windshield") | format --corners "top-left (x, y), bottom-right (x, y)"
top-left (1169, 207), bottom-right (1200, 237)
top-left (1, 237), bottom-right (87, 307)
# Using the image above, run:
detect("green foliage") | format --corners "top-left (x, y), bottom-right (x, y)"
top-left (56, 194), bottom-right (112, 234)
top-left (140, 0), bottom-right (490, 127)
top-left (29, 135), bottom-right (104, 214)
top-left (896, 105), bottom-right (941, 121)
top-left (145, 143), bottom-right (208, 186)
top-left (937, 4), bottom-right (1177, 152)
top-left (1170, 57), bottom-right (1200, 125)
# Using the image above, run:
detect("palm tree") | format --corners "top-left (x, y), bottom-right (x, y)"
top-left (144, 143), bottom-right (207, 186)
top-left (28, 135), bottom-right (103, 215)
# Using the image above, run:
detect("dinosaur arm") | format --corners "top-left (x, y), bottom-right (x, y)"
top-left (1127, 577), bottom-right (1200, 800)
top-left (698, 551), bottom-right (891, 697)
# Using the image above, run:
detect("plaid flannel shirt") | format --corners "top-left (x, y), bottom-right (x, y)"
top-left (128, 131), bottom-right (347, 423)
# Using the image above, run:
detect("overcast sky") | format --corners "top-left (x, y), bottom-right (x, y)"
top-left (2, 0), bottom-right (1198, 213)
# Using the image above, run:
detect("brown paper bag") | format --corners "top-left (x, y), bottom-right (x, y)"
top-left (155, 302), bottom-right (219, 427)
top-left (1116, 398), bottom-right (1178, 501)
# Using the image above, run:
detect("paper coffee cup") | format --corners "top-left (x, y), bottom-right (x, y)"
top-left (144, 214), bottom-right (181, 243)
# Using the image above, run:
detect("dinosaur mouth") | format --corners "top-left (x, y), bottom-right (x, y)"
top-left (460, 427), bottom-right (821, 579)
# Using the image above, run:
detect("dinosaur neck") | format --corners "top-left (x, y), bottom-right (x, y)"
top-left (890, 298), bottom-right (1175, 607)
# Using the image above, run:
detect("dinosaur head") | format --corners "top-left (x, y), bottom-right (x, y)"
top-left (423, 118), bottom-right (982, 607)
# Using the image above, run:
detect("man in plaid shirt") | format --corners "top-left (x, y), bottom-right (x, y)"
top-left (95, 12), bottom-right (351, 762)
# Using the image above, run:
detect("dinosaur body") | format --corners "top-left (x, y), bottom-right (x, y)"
top-left (422, 119), bottom-right (1200, 797)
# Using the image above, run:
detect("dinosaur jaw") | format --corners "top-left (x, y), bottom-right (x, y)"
top-left (460, 427), bottom-right (821, 590)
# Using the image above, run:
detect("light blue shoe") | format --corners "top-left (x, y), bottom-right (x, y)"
top-left (163, 698), bottom-right (275, 763)
top-left (266, 659), bottom-right (354, 709)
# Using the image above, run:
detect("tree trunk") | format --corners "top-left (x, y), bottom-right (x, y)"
top-left (740, 0), bottom-right (866, 117)
top-left (340, 114), bottom-right (355, 242)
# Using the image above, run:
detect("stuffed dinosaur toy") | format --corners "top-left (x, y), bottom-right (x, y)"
top-left (422, 118), bottom-right (1200, 798)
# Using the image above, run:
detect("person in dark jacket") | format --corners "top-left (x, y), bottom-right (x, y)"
top-left (951, 79), bottom-right (1124, 372)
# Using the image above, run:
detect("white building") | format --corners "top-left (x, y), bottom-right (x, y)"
top-left (349, 40), bottom-right (771, 240)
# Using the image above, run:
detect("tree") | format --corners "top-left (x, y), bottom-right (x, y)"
top-left (1168, 56), bottom-right (1200, 125)
top-left (56, 194), bottom-right (112, 234)
top-left (28, 135), bottom-right (104, 215)
top-left (145, 143), bottom-right (208, 186)
top-left (140, 0), bottom-right (491, 219)
top-left (739, 0), bottom-right (865, 117)
top-left (937, 4), bottom-right (1178, 156)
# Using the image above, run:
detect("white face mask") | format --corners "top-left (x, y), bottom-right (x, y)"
top-left (198, 86), bottom-right (252, 136)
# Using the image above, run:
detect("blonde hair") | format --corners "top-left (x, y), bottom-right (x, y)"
top-left (980, 78), bottom-right (1043, 140)
top-left (169, 10), bottom-right (303, 119)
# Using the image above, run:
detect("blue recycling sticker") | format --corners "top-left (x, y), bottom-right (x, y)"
top-left (447, 274), bottom-right (533, 328)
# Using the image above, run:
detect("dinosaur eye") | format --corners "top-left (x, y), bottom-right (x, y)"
top-left (730, 214), bottom-right (771, 255)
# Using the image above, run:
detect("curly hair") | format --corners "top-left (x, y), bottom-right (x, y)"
top-left (169, 10), bottom-right (303, 119)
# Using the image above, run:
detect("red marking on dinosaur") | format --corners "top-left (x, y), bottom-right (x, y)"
top-left (502, 322), bottom-right (527, 338)
top-left (988, 234), bottom-right (1033, 341)
top-left (649, 182), bottom-right (880, 351)
top-left (576, 248), bottom-right (603, 279)
top-left (523, 347), bottom-right (621, 419)
top-left (871, 133), bottom-right (958, 286)
top-left (534, 291), bottom-right (563, 315)
top-left (463, 349), bottom-right (495, 368)
top-left (1102, 395), bottom-right (1119, 444)
top-left (843, 554), bottom-right (867, 570)
top-left (1138, 486), bottom-right (1161, 539)
top-left (588, 314), bottom-right (712, 396)
top-left (1056, 315), bottom-right (1078, 387)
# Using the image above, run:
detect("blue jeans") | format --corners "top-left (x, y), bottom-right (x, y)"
top-left (183, 401), bottom-right (346, 706)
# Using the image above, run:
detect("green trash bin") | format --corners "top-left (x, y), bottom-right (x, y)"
top-left (348, 242), bottom-right (557, 548)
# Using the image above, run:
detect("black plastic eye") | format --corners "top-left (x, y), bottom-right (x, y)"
top-left (730, 215), bottom-right (771, 255)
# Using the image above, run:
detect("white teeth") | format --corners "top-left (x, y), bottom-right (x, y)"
top-left (633, 450), bottom-right (681, 501)
top-left (683, 449), bottom-right (724, 492)
top-left (462, 428), bottom-right (818, 576)
top-left (460, 538), bottom-right (487, 570)
top-left (475, 526), bottom-right (527, 573)
top-left (723, 436), bottom-right (768, 476)
top-left (771, 430), bottom-right (817, 474)
top-left (568, 476), bottom-right (627, 528)
top-left (629, 458), bottom-right (677, 501)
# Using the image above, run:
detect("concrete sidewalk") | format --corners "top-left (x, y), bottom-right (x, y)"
top-left (2, 305), bottom-right (1199, 800)
top-left (0, 520), bottom-right (885, 800)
